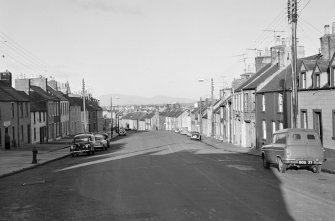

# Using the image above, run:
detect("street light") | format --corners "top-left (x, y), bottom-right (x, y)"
top-left (198, 78), bottom-right (214, 141)
top-left (110, 97), bottom-right (120, 136)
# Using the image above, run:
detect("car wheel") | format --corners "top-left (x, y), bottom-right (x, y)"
top-left (312, 165), bottom-right (321, 173)
top-left (71, 153), bottom-right (75, 157)
top-left (87, 151), bottom-right (91, 156)
top-left (277, 157), bottom-right (286, 173)
top-left (262, 156), bottom-right (270, 169)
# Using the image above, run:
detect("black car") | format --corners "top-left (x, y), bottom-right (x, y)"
top-left (102, 133), bottom-right (111, 148)
top-left (70, 134), bottom-right (95, 157)
top-left (190, 131), bottom-right (201, 141)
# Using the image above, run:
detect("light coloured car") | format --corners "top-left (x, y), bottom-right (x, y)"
top-left (93, 134), bottom-right (108, 151)
top-left (261, 128), bottom-right (325, 173)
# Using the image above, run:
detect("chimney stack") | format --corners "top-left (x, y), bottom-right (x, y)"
top-left (325, 25), bottom-right (330, 35)
top-left (332, 22), bottom-right (335, 35)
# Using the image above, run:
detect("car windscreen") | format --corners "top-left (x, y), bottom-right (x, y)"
top-left (95, 136), bottom-right (103, 141)
top-left (74, 136), bottom-right (90, 142)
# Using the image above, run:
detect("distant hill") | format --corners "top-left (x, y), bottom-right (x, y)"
top-left (97, 94), bottom-right (196, 106)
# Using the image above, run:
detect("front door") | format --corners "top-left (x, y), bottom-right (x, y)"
top-left (313, 110), bottom-right (323, 143)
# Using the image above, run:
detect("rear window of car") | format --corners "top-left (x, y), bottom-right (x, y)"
top-left (293, 134), bottom-right (301, 140)
top-left (274, 133), bottom-right (286, 144)
top-left (95, 136), bottom-right (103, 140)
top-left (307, 134), bottom-right (316, 140)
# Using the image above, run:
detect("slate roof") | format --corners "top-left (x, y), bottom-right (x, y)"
top-left (235, 63), bottom-right (272, 92)
top-left (47, 86), bottom-right (68, 101)
top-left (257, 65), bottom-right (292, 93)
top-left (29, 91), bottom-right (47, 112)
top-left (144, 112), bottom-right (155, 119)
top-left (257, 55), bottom-right (324, 93)
top-left (243, 64), bottom-right (280, 90)
top-left (30, 86), bottom-right (57, 101)
top-left (0, 81), bottom-right (30, 102)
top-left (122, 112), bottom-right (147, 120)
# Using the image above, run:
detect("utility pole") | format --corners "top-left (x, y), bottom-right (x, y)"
top-left (211, 78), bottom-right (214, 142)
top-left (288, 0), bottom-right (298, 128)
top-left (82, 79), bottom-right (87, 133)
top-left (110, 97), bottom-right (113, 137)
top-left (199, 97), bottom-right (202, 134)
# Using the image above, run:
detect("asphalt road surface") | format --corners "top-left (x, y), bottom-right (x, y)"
top-left (1, 131), bottom-right (335, 221)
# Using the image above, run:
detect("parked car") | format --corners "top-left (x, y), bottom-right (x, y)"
top-left (186, 131), bottom-right (192, 137)
top-left (174, 128), bottom-right (180, 133)
top-left (70, 134), bottom-right (95, 157)
top-left (93, 134), bottom-right (108, 151)
top-left (180, 127), bottom-right (188, 135)
top-left (190, 131), bottom-right (201, 141)
top-left (102, 132), bottom-right (111, 148)
top-left (119, 128), bottom-right (127, 136)
top-left (261, 128), bottom-right (325, 173)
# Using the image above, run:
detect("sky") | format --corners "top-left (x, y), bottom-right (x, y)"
top-left (0, 0), bottom-right (334, 100)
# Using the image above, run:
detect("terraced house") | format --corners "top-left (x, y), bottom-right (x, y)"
top-left (0, 72), bottom-right (31, 148)
top-left (296, 24), bottom-right (335, 150)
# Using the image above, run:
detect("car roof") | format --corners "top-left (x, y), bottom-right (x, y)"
top-left (74, 134), bottom-right (93, 138)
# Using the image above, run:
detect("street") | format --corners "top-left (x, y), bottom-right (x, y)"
top-left (0, 131), bottom-right (335, 221)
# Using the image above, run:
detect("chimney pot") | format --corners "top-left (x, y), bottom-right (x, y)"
top-left (325, 25), bottom-right (330, 35)
top-left (282, 38), bottom-right (286, 46)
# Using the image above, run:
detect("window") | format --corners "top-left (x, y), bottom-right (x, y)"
top-left (301, 71), bottom-right (306, 89)
top-left (332, 67), bottom-right (335, 87)
top-left (332, 110), bottom-right (335, 139)
top-left (252, 92), bottom-right (256, 111)
top-left (33, 113), bottom-right (36, 124)
top-left (25, 103), bottom-right (29, 117)
top-left (21, 125), bottom-right (24, 141)
top-left (11, 103), bottom-right (15, 118)
top-left (274, 133), bottom-right (286, 144)
top-left (20, 103), bottom-right (23, 117)
top-left (307, 134), bottom-right (316, 140)
top-left (262, 95), bottom-right (266, 111)
top-left (39, 112), bottom-right (42, 122)
top-left (293, 134), bottom-right (301, 140)
top-left (301, 110), bottom-right (308, 129)
top-left (279, 122), bottom-right (284, 130)
top-left (262, 120), bottom-right (267, 140)
top-left (315, 74), bottom-right (320, 88)
top-left (278, 93), bottom-right (283, 112)
top-left (34, 128), bottom-right (36, 140)
top-left (272, 121), bottom-right (276, 134)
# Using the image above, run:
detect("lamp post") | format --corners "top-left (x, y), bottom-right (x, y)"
top-left (198, 78), bottom-right (214, 141)
top-left (110, 97), bottom-right (113, 137)
top-left (111, 97), bottom-right (120, 136)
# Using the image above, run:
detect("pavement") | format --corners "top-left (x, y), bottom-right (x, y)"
top-left (0, 133), bottom-right (119, 178)
top-left (1, 132), bottom-right (335, 178)
top-left (200, 136), bottom-right (335, 174)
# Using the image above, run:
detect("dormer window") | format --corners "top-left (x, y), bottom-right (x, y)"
top-left (301, 71), bottom-right (306, 89)
top-left (332, 66), bottom-right (335, 87)
top-left (262, 94), bottom-right (266, 111)
top-left (315, 73), bottom-right (320, 88)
